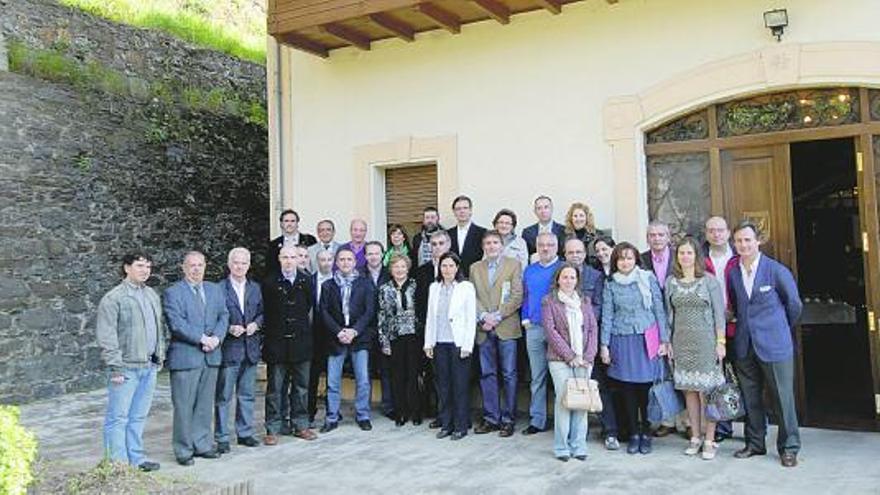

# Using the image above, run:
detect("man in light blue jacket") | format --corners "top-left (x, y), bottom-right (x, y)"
top-left (164, 251), bottom-right (229, 466)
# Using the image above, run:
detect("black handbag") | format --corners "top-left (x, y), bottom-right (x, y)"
top-left (705, 362), bottom-right (746, 422)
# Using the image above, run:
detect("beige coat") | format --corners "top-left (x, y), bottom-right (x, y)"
top-left (469, 256), bottom-right (523, 343)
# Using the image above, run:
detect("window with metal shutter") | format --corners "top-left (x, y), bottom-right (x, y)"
top-left (384, 164), bottom-right (438, 239)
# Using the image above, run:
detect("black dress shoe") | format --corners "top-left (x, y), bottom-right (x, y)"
top-left (237, 436), bottom-right (260, 447)
top-left (498, 423), bottom-right (514, 438)
top-left (412, 418), bottom-right (423, 426)
top-left (450, 431), bottom-right (467, 441)
top-left (138, 461), bottom-right (160, 472)
top-left (436, 430), bottom-right (452, 439)
top-left (714, 432), bottom-right (732, 443)
top-left (395, 418), bottom-right (406, 427)
top-left (320, 422), bottom-right (338, 433)
top-left (473, 421), bottom-right (499, 434)
top-left (429, 419), bottom-right (442, 429)
top-left (734, 447), bottom-right (767, 459)
top-left (574, 455), bottom-right (587, 461)
top-left (556, 455), bottom-right (570, 462)
top-left (781, 452), bottom-right (798, 467)
top-left (521, 425), bottom-right (543, 435)
top-left (357, 420), bottom-right (373, 431)
top-left (216, 442), bottom-right (231, 454)
top-left (176, 457), bottom-right (194, 466)
top-left (194, 449), bottom-right (220, 459)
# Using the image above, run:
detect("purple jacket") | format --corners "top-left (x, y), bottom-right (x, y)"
top-left (541, 292), bottom-right (598, 364)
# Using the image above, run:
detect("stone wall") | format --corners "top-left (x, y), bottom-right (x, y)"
top-left (0, 2), bottom-right (269, 403)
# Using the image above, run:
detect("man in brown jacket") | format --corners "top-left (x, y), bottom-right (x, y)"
top-left (470, 230), bottom-right (523, 437)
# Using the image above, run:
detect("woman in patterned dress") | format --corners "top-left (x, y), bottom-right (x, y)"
top-left (664, 236), bottom-right (726, 460)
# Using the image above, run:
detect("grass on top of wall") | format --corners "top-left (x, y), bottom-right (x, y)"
top-left (7, 42), bottom-right (268, 129)
top-left (58, 0), bottom-right (266, 64)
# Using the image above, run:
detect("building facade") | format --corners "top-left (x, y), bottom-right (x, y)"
top-left (267, 0), bottom-right (880, 430)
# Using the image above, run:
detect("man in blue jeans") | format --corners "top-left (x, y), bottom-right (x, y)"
top-left (319, 248), bottom-right (376, 432)
top-left (96, 251), bottom-right (165, 472)
top-left (520, 232), bottom-right (561, 435)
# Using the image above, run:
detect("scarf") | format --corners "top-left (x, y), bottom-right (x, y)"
top-left (557, 290), bottom-right (584, 359)
top-left (502, 232), bottom-right (517, 246)
top-left (612, 267), bottom-right (653, 310)
top-left (334, 270), bottom-right (360, 325)
top-left (382, 245), bottom-right (410, 266)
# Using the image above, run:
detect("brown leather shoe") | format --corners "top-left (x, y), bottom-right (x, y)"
top-left (294, 429), bottom-right (318, 441)
top-left (263, 434), bottom-right (279, 446)
top-left (473, 421), bottom-right (499, 434)
top-left (653, 425), bottom-right (677, 438)
top-left (780, 452), bottom-right (798, 467)
top-left (734, 446), bottom-right (766, 459)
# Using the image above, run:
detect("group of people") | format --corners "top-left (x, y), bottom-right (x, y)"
top-left (96, 194), bottom-right (803, 471)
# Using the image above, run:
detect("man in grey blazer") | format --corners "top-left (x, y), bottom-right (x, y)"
top-left (164, 251), bottom-right (230, 466)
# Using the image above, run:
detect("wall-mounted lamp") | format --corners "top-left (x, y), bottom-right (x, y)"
top-left (764, 8), bottom-right (788, 42)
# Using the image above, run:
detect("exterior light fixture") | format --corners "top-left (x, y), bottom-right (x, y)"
top-left (764, 9), bottom-right (788, 42)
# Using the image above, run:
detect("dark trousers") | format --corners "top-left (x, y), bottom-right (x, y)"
top-left (592, 362), bottom-right (627, 439)
top-left (390, 334), bottom-right (422, 421)
top-left (420, 352), bottom-right (439, 417)
top-left (214, 361), bottom-right (257, 443)
top-left (608, 377), bottom-right (651, 437)
top-left (434, 343), bottom-right (471, 434)
top-left (308, 343), bottom-right (328, 422)
top-left (735, 349), bottom-right (800, 454)
top-left (266, 361), bottom-right (311, 434)
top-left (478, 331), bottom-right (518, 425)
top-left (170, 366), bottom-right (218, 460)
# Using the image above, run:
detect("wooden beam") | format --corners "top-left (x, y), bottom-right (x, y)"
top-left (417, 3), bottom-right (461, 34)
top-left (320, 23), bottom-right (371, 51)
top-left (536, 0), bottom-right (562, 14)
top-left (472, 0), bottom-right (510, 24)
top-left (276, 32), bottom-right (329, 58)
top-left (368, 12), bottom-right (415, 42)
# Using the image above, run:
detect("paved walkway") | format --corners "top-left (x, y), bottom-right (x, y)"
top-left (20, 374), bottom-right (880, 494)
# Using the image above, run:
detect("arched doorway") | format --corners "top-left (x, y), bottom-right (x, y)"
top-left (644, 86), bottom-right (880, 430)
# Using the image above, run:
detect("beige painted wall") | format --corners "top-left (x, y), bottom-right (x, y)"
top-left (268, 0), bottom-right (880, 245)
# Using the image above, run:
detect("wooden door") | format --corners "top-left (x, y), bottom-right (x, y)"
top-left (385, 164), bottom-right (438, 238)
top-left (720, 145), bottom-right (797, 272)
top-left (860, 135), bottom-right (880, 422)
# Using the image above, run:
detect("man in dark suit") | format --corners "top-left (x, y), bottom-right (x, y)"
top-left (362, 241), bottom-right (393, 418)
top-left (267, 209), bottom-right (317, 275)
top-left (214, 248), bottom-right (264, 453)
top-left (639, 220), bottom-right (681, 438)
top-left (320, 247), bottom-right (376, 432)
top-left (262, 246), bottom-right (317, 445)
top-left (414, 230), bottom-right (452, 426)
top-left (521, 195), bottom-right (567, 258)
top-left (447, 195), bottom-right (487, 278)
top-left (163, 251), bottom-right (229, 466)
top-left (728, 221), bottom-right (803, 468)
top-left (640, 220), bottom-right (674, 290)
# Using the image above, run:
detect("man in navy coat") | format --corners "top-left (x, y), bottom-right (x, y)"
top-left (214, 247), bottom-right (264, 453)
top-left (320, 247), bottom-right (376, 432)
top-left (164, 251), bottom-right (229, 466)
top-left (521, 195), bottom-right (567, 258)
top-left (728, 221), bottom-right (803, 468)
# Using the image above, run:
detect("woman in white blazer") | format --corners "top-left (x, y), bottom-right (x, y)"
top-left (424, 252), bottom-right (477, 441)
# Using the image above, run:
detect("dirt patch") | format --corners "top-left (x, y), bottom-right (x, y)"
top-left (31, 458), bottom-right (215, 494)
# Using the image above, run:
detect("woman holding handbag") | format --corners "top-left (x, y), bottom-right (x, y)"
top-left (664, 237), bottom-right (726, 460)
top-left (542, 262), bottom-right (598, 462)
top-left (600, 242), bottom-right (670, 455)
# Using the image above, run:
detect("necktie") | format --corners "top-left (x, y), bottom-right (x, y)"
top-left (193, 284), bottom-right (206, 310)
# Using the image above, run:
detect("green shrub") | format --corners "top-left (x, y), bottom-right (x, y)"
top-left (0, 406), bottom-right (38, 495)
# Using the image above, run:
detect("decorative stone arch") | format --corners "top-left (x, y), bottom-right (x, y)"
top-left (602, 41), bottom-right (880, 246)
